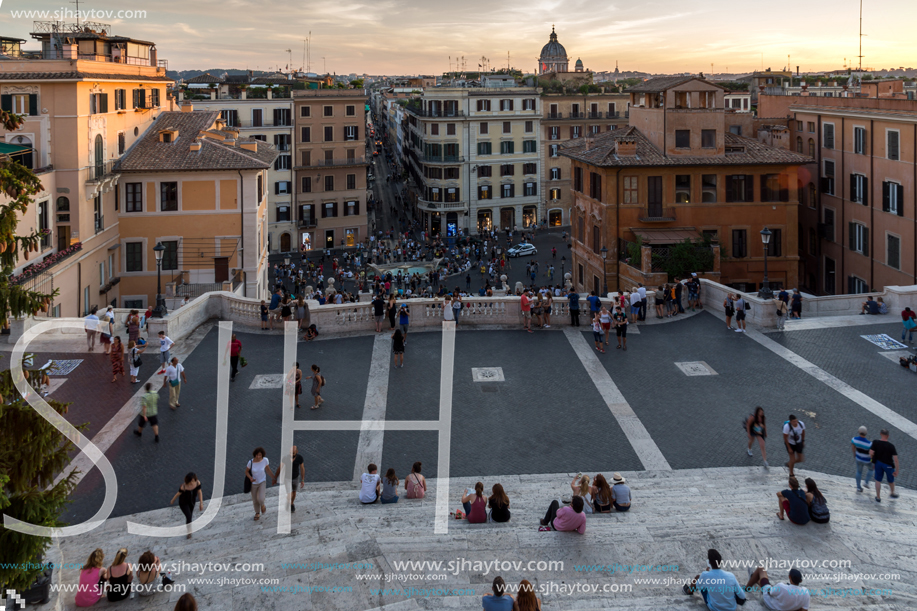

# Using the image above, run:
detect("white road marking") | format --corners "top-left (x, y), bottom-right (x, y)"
top-left (352, 334), bottom-right (393, 481)
top-left (435, 321), bottom-right (456, 534)
top-left (564, 328), bottom-right (671, 470)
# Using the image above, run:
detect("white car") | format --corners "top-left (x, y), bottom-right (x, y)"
top-left (507, 243), bottom-right (537, 258)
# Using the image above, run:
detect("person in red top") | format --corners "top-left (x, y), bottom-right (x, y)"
top-left (520, 291), bottom-right (533, 333)
top-left (540, 495), bottom-right (586, 533)
top-left (902, 307), bottom-right (917, 343)
top-left (229, 334), bottom-right (242, 382)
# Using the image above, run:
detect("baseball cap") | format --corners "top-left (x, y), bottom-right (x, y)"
top-left (691, 273), bottom-right (697, 277)
top-left (858, 426), bottom-right (868, 435)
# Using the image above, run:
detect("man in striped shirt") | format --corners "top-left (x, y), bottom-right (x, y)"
top-left (852, 426), bottom-right (873, 492)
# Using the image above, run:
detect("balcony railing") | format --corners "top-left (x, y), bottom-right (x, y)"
top-left (299, 217), bottom-right (317, 228)
top-left (87, 159), bottom-right (120, 182)
top-left (638, 206), bottom-right (676, 222)
top-left (422, 155), bottom-right (464, 164)
top-left (296, 156), bottom-right (366, 169)
top-left (417, 199), bottom-right (465, 211)
top-left (406, 108), bottom-right (465, 118)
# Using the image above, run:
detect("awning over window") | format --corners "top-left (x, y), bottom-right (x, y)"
top-left (0, 142), bottom-right (32, 157)
top-left (631, 228), bottom-right (701, 245)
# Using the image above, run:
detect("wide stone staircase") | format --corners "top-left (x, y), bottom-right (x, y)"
top-left (51, 467), bottom-right (915, 610)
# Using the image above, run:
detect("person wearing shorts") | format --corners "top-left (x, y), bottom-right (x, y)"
top-left (613, 306), bottom-right (628, 351)
top-left (133, 383), bottom-right (160, 442)
top-left (734, 295), bottom-right (747, 332)
top-left (870, 429), bottom-right (899, 502)
top-left (520, 291), bottom-right (532, 333)
top-left (783, 415), bottom-right (805, 477)
top-left (259, 300), bottom-right (269, 330)
top-left (599, 306), bottom-right (612, 345)
top-left (591, 313), bottom-right (605, 353)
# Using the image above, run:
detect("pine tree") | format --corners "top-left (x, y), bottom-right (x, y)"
top-left (0, 105), bottom-right (82, 593)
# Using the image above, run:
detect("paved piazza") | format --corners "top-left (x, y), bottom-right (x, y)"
top-left (17, 312), bottom-right (917, 610)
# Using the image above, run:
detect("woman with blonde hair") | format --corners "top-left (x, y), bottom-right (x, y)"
top-left (570, 474), bottom-right (594, 513)
top-left (106, 547), bottom-right (133, 602)
top-left (75, 548), bottom-right (108, 606)
top-left (516, 579), bottom-right (543, 611)
top-left (591, 474), bottom-right (613, 513)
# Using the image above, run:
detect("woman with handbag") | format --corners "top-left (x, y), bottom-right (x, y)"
top-left (245, 447), bottom-right (274, 521)
top-left (405, 461), bottom-right (426, 499)
top-left (110, 336), bottom-right (126, 383)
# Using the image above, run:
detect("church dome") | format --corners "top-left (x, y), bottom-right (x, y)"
top-left (575, 58), bottom-right (583, 67)
top-left (539, 27), bottom-right (567, 60)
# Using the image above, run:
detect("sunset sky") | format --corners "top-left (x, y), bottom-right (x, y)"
top-left (2, 0), bottom-right (916, 75)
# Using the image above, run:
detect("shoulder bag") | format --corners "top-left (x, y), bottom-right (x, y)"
top-left (243, 460), bottom-right (253, 494)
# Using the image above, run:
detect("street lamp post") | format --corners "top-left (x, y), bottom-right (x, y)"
top-left (758, 227), bottom-right (774, 300)
top-left (600, 246), bottom-right (608, 297)
top-left (152, 242), bottom-right (168, 318)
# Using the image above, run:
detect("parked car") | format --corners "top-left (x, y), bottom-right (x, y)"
top-left (507, 243), bottom-right (537, 258)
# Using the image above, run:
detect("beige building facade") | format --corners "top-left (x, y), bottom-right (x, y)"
top-left (293, 89), bottom-right (369, 251)
top-left (0, 24), bottom-right (173, 316)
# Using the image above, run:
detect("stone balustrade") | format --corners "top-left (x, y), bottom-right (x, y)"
top-left (5, 280), bottom-right (915, 345)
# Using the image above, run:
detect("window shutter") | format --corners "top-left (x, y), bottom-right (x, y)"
top-left (274, 181), bottom-right (280, 195)
top-left (848, 276), bottom-right (855, 294)
top-left (28, 94), bottom-right (38, 116)
top-left (882, 181), bottom-right (890, 211)
top-left (851, 174), bottom-right (857, 202)
top-left (0, 94), bottom-right (11, 112)
top-left (863, 227), bottom-right (869, 254)
top-left (897, 185), bottom-right (905, 216)
top-left (321, 204), bottom-right (328, 218)
top-left (333, 202), bottom-right (339, 217)
top-left (569, 126), bottom-right (575, 138)
top-left (848, 222), bottom-right (855, 251)
top-left (744, 175), bottom-right (753, 202)
top-left (354, 200), bottom-right (360, 215)
top-left (725, 176), bottom-right (734, 202)
top-left (862, 177), bottom-right (868, 207)
top-left (100, 93), bottom-right (108, 113)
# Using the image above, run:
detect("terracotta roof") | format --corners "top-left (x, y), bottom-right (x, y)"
top-left (117, 111), bottom-right (279, 172)
top-left (0, 71), bottom-right (172, 82)
top-left (560, 125), bottom-right (812, 167)
top-left (625, 76), bottom-right (719, 93)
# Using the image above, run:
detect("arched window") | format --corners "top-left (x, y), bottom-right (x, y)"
top-left (808, 183), bottom-right (816, 209)
top-left (808, 138), bottom-right (815, 158)
top-left (94, 134), bottom-right (104, 178)
top-left (796, 136), bottom-right (803, 154)
top-left (56, 196), bottom-right (70, 211)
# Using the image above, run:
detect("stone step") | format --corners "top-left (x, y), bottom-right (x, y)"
top-left (54, 467), bottom-right (913, 610)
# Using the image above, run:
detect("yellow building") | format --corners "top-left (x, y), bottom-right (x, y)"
top-left (0, 23), bottom-right (172, 315)
top-left (116, 109), bottom-right (277, 305)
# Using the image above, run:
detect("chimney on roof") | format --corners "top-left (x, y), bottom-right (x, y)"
top-left (240, 141), bottom-right (259, 152)
top-left (190, 141), bottom-right (201, 152)
top-left (181, 103), bottom-right (194, 113)
top-left (615, 136), bottom-right (637, 156)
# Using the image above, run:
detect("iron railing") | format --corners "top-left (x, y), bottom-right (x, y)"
top-left (638, 206), bottom-right (676, 222)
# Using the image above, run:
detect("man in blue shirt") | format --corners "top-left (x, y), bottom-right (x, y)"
top-left (683, 548), bottom-right (746, 610)
top-left (586, 290), bottom-right (601, 316)
top-left (567, 290), bottom-right (581, 326)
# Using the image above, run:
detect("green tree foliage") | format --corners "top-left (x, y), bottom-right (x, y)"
top-left (0, 106), bottom-right (77, 593)
top-left (653, 238), bottom-right (715, 280)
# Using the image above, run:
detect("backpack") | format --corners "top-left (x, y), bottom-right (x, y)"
top-left (131, 348), bottom-right (142, 368)
top-left (744, 301), bottom-right (751, 311)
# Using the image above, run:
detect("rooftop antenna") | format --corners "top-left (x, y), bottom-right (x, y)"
top-left (323, 56), bottom-right (326, 75)
top-left (302, 40), bottom-right (306, 72)
top-left (71, 0), bottom-right (81, 27)
top-left (307, 32), bottom-right (311, 73)
top-left (858, 0), bottom-right (865, 71)
top-left (285, 49), bottom-right (292, 72)
top-left (507, 50), bottom-right (510, 72)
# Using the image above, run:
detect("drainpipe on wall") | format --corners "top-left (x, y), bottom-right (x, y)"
top-left (615, 166), bottom-right (624, 293)
top-left (238, 169), bottom-right (246, 298)
top-left (869, 120), bottom-right (874, 291)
